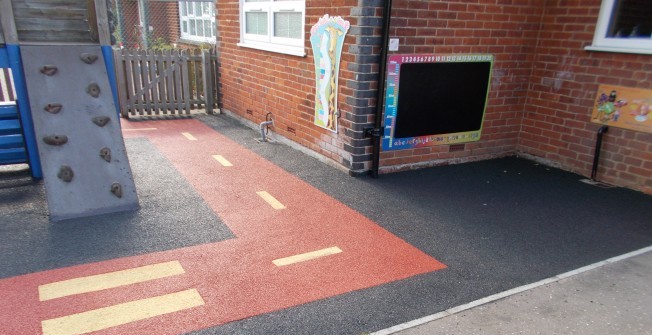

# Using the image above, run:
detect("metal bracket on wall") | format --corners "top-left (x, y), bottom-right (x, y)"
top-left (364, 128), bottom-right (382, 138)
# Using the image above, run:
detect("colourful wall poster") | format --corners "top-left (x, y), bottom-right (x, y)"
top-left (591, 84), bottom-right (652, 134)
top-left (382, 54), bottom-right (493, 151)
top-left (310, 15), bottom-right (349, 133)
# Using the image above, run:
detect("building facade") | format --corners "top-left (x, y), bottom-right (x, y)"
top-left (215, 0), bottom-right (652, 194)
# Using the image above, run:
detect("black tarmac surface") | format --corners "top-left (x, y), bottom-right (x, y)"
top-left (0, 137), bottom-right (233, 278)
top-left (1, 114), bottom-right (651, 334)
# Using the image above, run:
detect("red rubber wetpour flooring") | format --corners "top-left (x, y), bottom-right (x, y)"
top-left (0, 119), bottom-right (446, 334)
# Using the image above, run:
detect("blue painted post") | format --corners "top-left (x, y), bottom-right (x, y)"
top-left (6, 44), bottom-right (42, 179)
top-left (101, 45), bottom-right (121, 117)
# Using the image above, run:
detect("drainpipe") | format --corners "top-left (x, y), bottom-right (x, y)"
top-left (590, 125), bottom-right (608, 181)
top-left (365, 0), bottom-right (393, 178)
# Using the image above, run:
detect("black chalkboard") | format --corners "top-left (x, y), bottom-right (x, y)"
top-left (393, 61), bottom-right (491, 139)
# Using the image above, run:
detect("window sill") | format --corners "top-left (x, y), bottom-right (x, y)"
top-left (584, 45), bottom-right (652, 55)
top-left (177, 38), bottom-right (216, 46)
top-left (237, 42), bottom-right (306, 57)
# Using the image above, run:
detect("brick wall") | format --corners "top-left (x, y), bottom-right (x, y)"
top-left (115, 1), bottom-right (179, 49)
top-left (380, 0), bottom-right (543, 170)
top-left (148, 2), bottom-right (180, 46)
top-left (215, 0), bottom-right (651, 193)
top-left (520, 0), bottom-right (652, 193)
top-left (216, 0), bottom-right (384, 170)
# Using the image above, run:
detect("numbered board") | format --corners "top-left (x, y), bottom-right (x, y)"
top-left (382, 54), bottom-right (493, 151)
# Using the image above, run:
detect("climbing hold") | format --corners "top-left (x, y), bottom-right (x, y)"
top-left (57, 165), bottom-right (74, 182)
top-left (40, 65), bottom-right (58, 76)
top-left (80, 53), bottom-right (98, 64)
top-left (87, 82), bottom-right (101, 98)
top-left (99, 147), bottom-right (112, 162)
top-left (43, 135), bottom-right (68, 146)
top-left (110, 182), bottom-right (123, 198)
top-left (92, 116), bottom-right (111, 127)
top-left (44, 103), bottom-right (63, 114)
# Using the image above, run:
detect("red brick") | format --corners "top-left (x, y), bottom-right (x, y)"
top-left (215, 0), bottom-right (651, 192)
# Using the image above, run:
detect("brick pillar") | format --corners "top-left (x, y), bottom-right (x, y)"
top-left (343, 0), bottom-right (384, 173)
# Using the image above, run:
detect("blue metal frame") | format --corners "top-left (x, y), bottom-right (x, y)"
top-left (101, 45), bottom-right (121, 117)
top-left (3, 45), bottom-right (43, 178)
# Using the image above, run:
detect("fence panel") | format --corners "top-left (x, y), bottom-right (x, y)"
top-left (114, 48), bottom-right (217, 117)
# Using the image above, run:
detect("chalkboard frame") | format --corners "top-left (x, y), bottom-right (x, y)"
top-left (382, 54), bottom-right (493, 151)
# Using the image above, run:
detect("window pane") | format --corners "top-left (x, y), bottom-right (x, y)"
top-left (190, 20), bottom-right (196, 35)
top-left (182, 21), bottom-right (187, 33)
top-left (202, 2), bottom-right (211, 16)
top-left (204, 20), bottom-right (212, 37)
top-left (187, 2), bottom-right (193, 15)
top-left (274, 12), bottom-right (302, 39)
top-left (607, 0), bottom-right (652, 38)
top-left (246, 12), bottom-right (268, 35)
top-left (197, 19), bottom-right (204, 36)
top-left (194, 2), bottom-right (202, 17)
top-left (181, 2), bottom-right (187, 16)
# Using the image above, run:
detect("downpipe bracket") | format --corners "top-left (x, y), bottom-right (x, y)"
top-left (364, 127), bottom-right (382, 138)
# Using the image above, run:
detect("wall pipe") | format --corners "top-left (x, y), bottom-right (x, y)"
top-left (368, 0), bottom-right (394, 178)
top-left (590, 125), bottom-right (608, 181)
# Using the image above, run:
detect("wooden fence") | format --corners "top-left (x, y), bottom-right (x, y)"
top-left (114, 48), bottom-right (218, 117)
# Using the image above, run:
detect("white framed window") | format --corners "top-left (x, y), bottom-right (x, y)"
top-left (179, 1), bottom-right (217, 44)
top-left (586, 0), bottom-right (652, 55)
top-left (238, 0), bottom-right (306, 56)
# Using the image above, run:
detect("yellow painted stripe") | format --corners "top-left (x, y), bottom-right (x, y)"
top-left (41, 289), bottom-right (204, 335)
top-left (273, 246), bottom-right (343, 266)
top-left (256, 191), bottom-right (286, 210)
top-left (39, 261), bottom-right (185, 301)
top-left (122, 128), bottom-right (157, 131)
top-left (182, 132), bottom-right (197, 140)
top-left (212, 155), bottom-right (233, 167)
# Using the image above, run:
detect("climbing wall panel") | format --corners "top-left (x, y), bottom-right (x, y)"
top-left (21, 45), bottom-right (138, 221)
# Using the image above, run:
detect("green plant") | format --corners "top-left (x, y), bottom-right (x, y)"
top-left (149, 37), bottom-right (175, 52)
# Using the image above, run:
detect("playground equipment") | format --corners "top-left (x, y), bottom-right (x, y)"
top-left (0, 0), bottom-right (139, 221)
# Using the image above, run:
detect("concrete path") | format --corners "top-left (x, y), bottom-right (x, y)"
top-left (383, 249), bottom-right (652, 335)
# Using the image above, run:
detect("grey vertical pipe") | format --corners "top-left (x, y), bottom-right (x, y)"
top-left (137, 0), bottom-right (149, 49)
top-left (370, 0), bottom-right (393, 178)
top-left (115, 0), bottom-right (126, 45)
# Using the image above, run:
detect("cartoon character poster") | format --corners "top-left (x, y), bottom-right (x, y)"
top-left (310, 15), bottom-right (349, 133)
top-left (592, 85), bottom-right (652, 134)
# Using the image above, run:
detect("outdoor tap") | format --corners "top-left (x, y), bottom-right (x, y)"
top-left (258, 112), bottom-right (274, 142)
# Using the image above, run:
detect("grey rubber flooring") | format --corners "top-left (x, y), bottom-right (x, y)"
top-left (0, 114), bottom-right (650, 334)
top-left (0, 137), bottom-right (233, 278)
